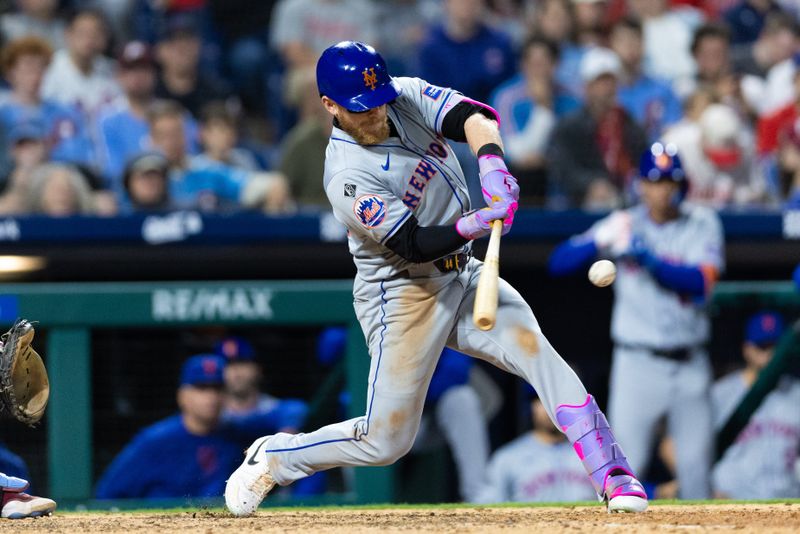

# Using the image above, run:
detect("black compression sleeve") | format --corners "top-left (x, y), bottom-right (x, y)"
top-left (477, 143), bottom-right (504, 158)
top-left (384, 215), bottom-right (469, 263)
top-left (441, 101), bottom-right (497, 142)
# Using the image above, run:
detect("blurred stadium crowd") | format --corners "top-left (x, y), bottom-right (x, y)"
top-left (1, 0), bottom-right (800, 216)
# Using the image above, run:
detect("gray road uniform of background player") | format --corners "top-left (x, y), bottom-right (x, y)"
top-left (713, 375), bottom-right (800, 498)
top-left (582, 204), bottom-right (724, 498)
top-left (476, 432), bottom-right (596, 503)
top-left (226, 43), bottom-right (647, 516)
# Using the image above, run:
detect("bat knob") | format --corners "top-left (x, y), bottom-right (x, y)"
top-left (474, 316), bottom-right (494, 331)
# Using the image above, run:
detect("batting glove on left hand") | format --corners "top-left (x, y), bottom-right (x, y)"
top-left (479, 155), bottom-right (519, 207)
top-left (455, 200), bottom-right (518, 240)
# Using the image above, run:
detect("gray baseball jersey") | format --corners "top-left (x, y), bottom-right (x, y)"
top-left (587, 203), bottom-right (724, 348)
top-left (255, 78), bottom-right (591, 491)
top-left (477, 433), bottom-right (596, 503)
top-left (712, 373), bottom-right (800, 498)
top-left (324, 76), bottom-right (472, 283)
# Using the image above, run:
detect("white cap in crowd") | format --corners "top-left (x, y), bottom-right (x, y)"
top-left (580, 47), bottom-right (623, 83)
top-left (700, 104), bottom-right (743, 168)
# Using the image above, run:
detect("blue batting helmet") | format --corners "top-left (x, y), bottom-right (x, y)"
top-left (639, 142), bottom-right (688, 203)
top-left (316, 41), bottom-right (402, 112)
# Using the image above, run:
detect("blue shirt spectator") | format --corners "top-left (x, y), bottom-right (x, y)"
top-left (492, 74), bottom-right (579, 123)
top-left (96, 108), bottom-right (150, 188)
top-left (617, 77), bottom-right (682, 142)
top-left (196, 102), bottom-right (261, 172)
top-left (98, 108), bottom-right (198, 195)
top-left (611, 18), bottom-right (683, 143)
top-left (94, 40), bottom-right (199, 190)
top-left (490, 35), bottom-right (580, 124)
top-left (418, 1), bottom-right (515, 103)
top-left (0, 36), bottom-right (93, 168)
top-left (171, 157), bottom-right (250, 212)
top-left (147, 100), bottom-right (250, 212)
top-left (0, 101), bottom-right (93, 167)
top-left (723, 0), bottom-right (784, 45)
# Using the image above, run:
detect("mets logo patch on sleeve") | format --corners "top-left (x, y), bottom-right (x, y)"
top-left (354, 194), bottom-right (387, 229)
top-left (422, 85), bottom-right (443, 101)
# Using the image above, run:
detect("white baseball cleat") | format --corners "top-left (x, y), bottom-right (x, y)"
top-left (604, 473), bottom-right (648, 513)
top-left (607, 494), bottom-right (648, 513)
top-left (225, 436), bottom-right (276, 516)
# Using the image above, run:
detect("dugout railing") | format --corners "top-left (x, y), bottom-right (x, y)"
top-left (0, 279), bottom-right (797, 506)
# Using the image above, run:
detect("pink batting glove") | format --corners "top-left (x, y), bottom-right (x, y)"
top-left (479, 155), bottom-right (520, 207)
top-left (455, 200), bottom-right (518, 240)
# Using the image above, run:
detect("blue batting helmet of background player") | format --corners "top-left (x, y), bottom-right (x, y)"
top-left (639, 142), bottom-right (688, 204)
top-left (316, 41), bottom-right (402, 112)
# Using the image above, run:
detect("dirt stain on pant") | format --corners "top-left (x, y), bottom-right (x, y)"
top-left (388, 409), bottom-right (408, 440)
top-left (387, 283), bottom-right (440, 381)
top-left (514, 326), bottom-right (539, 356)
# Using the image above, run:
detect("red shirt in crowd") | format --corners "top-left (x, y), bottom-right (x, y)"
top-left (757, 104), bottom-right (798, 155)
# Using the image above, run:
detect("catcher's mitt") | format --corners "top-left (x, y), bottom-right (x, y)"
top-left (0, 320), bottom-right (49, 426)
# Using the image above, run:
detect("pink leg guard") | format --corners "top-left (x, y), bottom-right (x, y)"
top-left (555, 395), bottom-right (646, 501)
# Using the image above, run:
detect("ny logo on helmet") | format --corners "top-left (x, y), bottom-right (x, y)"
top-left (363, 67), bottom-right (378, 90)
top-left (655, 153), bottom-right (672, 171)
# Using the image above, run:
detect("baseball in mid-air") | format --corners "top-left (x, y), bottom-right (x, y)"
top-left (588, 260), bottom-right (616, 287)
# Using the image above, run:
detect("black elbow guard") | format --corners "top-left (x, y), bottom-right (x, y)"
top-left (441, 101), bottom-right (499, 142)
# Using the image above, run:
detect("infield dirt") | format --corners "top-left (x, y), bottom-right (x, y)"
top-left (1, 503), bottom-right (799, 533)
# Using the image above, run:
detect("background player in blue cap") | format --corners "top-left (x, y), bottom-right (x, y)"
top-left (215, 336), bottom-right (308, 433)
top-left (96, 354), bottom-right (266, 499)
top-left (712, 311), bottom-right (800, 499)
top-left (550, 142), bottom-right (725, 499)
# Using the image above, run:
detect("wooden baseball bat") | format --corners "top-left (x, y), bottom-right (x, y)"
top-left (473, 219), bottom-right (503, 331)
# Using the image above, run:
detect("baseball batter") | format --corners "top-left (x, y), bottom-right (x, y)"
top-left (549, 143), bottom-right (725, 499)
top-left (225, 41), bottom-right (647, 515)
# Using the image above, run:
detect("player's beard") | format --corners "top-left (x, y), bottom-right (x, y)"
top-left (338, 113), bottom-right (391, 145)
